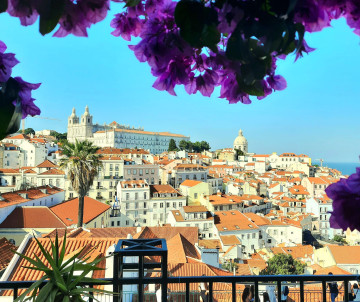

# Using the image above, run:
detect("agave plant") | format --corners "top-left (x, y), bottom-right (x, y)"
top-left (15, 232), bottom-right (113, 302)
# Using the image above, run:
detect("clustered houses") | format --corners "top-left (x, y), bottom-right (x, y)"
top-left (0, 127), bottom-right (350, 279)
top-left (1, 134), bottom-right (58, 168)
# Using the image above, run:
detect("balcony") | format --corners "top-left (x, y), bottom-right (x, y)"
top-left (0, 238), bottom-right (358, 302)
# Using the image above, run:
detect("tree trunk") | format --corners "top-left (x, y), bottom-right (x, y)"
top-left (78, 194), bottom-right (85, 228)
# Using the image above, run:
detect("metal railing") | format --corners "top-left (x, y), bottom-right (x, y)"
top-left (0, 238), bottom-right (359, 302)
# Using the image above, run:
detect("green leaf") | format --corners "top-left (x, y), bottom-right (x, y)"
top-left (124, 0), bottom-right (141, 7)
top-left (38, 0), bottom-right (66, 35)
top-left (0, 0), bottom-right (7, 13)
top-left (201, 24), bottom-right (220, 52)
top-left (237, 76), bottom-right (265, 97)
top-left (36, 281), bottom-right (54, 302)
top-left (175, 0), bottom-right (219, 50)
top-left (14, 276), bottom-right (47, 302)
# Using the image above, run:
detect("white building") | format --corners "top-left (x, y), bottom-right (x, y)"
top-left (67, 106), bottom-right (190, 154)
top-left (168, 205), bottom-right (215, 239)
top-left (306, 195), bottom-right (343, 239)
top-left (113, 180), bottom-right (186, 227)
top-left (1, 134), bottom-right (58, 168)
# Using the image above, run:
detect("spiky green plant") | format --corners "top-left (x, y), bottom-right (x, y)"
top-left (15, 232), bottom-right (113, 302)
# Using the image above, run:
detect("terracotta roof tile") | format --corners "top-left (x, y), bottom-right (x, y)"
top-left (220, 235), bottom-right (241, 246)
top-left (0, 207), bottom-right (66, 228)
top-left (0, 237), bottom-right (16, 271)
top-left (39, 168), bottom-right (65, 175)
top-left (36, 160), bottom-right (57, 168)
top-left (150, 185), bottom-right (181, 196)
top-left (180, 180), bottom-right (203, 187)
top-left (50, 196), bottom-right (110, 226)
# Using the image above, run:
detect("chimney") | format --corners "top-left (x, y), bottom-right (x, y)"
top-left (19, 193), bottom-right (28, 199)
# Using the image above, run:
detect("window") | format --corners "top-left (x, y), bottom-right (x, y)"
top-left (194, 193), bottom-right (198, 199)
top-left (128, 169), bottom-right (131, 174)
top-left (126, 203), bottom-right (129, 209)
top-left (111, 221), bottom-right (114, 226)
top-left (49, 179), bottom-right (53, 185)
top-left (56, 179), bottom-right (60, 187)
top-left (144, 202), bottom-right (147, 208)
top-left (144, 192), bottom-right (147, 199)
top-left (146, 169), bottom-right (149, 174)
top-left (173, 202), bottom-right (176, 208)
top-left (42, 179), bottom-right (45, 185)
top-left (9, 239), bottom-right (15, 245)
top-left (151, 178), bottom-right (154, 184)
top-left (251, 245), bottom-right (254, 250)
top-left (151, 169), bottom-right (155, 174)
top-left (117, 221), bottom-right (120, 226)
top-left (135, 193), bottom-right (138, 200)
top-left (252, 233), bottom-right (256, 239)
top-left (70, 193), bottom-right (73, 198)
top-left (179, 202), bottom-right (183, 207)
top-left (135, 202), bottom-right (138, 209)
top-left (126, 220), bottom-right (129, 225)
top-left (167, 202), bottom-right (170, 207)
top-left (109, 192), bottom-right (112, 198)
top-left (160, 203), bottom-right (164, 208)
top-left (154, 203), bottom-right (157, 208)
top-left (139, 169), bottom-right (143, 176)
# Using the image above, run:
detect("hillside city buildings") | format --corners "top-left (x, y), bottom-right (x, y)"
top-left (67, 106), bottom-right (190, 154)
top-left (0, 117), bottom-right (356, 297)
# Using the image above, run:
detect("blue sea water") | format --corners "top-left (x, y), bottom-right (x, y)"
top-left (312, 161), bottom-right (359, 176)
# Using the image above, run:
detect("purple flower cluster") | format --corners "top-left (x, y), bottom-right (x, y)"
top-left (326, 168), bottom-right (360, 231)
top-left (0, 40), bottom-right (41, 119)
top-left (5, 0), bottom-right (360, 103)
top-left (6, 0), bottom-right (110, 37)
top-left (294, 0), bottom-right (360, 35)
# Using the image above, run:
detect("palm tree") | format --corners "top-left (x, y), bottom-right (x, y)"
top-left (60, 140), bottom-right (102, 227)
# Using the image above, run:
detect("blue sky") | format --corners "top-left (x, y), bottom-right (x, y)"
top-left (1, 6), bottom-right (360, 163)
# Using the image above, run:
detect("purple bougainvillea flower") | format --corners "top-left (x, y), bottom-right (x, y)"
top-left (326, 168), bottom-right (360, 231)
top-left (145, 0), bottom-right (164, 14)
top-left (219, 73), bottom-right (251, 104)
top-left (7, 0), bottom-right (38, 26)
top-left (295, 39), bottom-right (316, 61)
top-left (267, 75), bottom-right (287, 91)
top-left (0, 41), bottom-right (19, 83)
top-left (12, 77), bottom-right (41, 118)
top-left (54, 1), bottom-right (89, 37)
top-left (111, 13), bottom-right (143, 41)
top-left (80, 0), bottom-right (110, 24)
top-left (152, 71), bottom-right (176, 96)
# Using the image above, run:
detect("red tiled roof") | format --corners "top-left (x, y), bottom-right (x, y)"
top-left (50, 196), bottom-right (110, 226)
top-left (180, 179), bottom-right (203, 187)
top-left (0, 238), bottom-right (16, 271)
top-left (0, 207), bottom-right (66, 228)
top-left (150, 184), bottom-right (181, 196)
top-left (0, 186), bottom-right (64, 209)
top-left (39, 168), bottom-right (65, 175)
top-left (167, 233), bottom-right (200, 263)
top-left (36, 160), bottom-right (57, 168)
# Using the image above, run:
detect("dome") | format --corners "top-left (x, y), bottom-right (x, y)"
top-left (233, 129), bottom-right (247, 146)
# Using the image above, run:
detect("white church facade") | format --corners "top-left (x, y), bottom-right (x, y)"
top-left (67, 106), bottom-right (190, 154)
